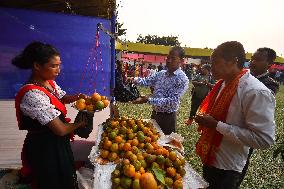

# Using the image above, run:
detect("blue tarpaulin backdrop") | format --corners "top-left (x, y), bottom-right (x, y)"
top-left (0, 8), bottom-right (112, 99)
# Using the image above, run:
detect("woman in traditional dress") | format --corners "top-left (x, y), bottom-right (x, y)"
top-left (13, 41), bottom-right (87, 189)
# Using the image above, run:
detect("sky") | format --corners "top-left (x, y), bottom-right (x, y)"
top-left (117, 0), bottom-right (284, 56)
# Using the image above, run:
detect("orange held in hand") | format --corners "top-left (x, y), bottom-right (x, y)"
top-left (101, 95), bottom-right (107, 100)
top-left (102, 99), bottom-right (109, 108)
top-left (74, 92), bottom-right (109, 112)
top-left (92, 92), bottom-right (101, 102)
top-left (95, 101), bottom-right (105, 110)
top-left (76, 98), bottom-right (86, 111)
top-left (85, 104), bottom-right (94, 111)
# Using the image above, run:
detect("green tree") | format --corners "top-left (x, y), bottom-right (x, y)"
top-left (136, 34), bottom-right (181, 46)
top-left (116, 22), bottom-right (127, 37)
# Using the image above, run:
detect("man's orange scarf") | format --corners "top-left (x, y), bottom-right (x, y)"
top-left (196, 69), bottom-right (247, 165)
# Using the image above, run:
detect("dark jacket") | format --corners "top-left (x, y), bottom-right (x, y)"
top-left (258, 73), bottom-right (279, 95)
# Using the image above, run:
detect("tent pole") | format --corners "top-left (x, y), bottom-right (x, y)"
top-left (110, 12), bottom-right (116, 118)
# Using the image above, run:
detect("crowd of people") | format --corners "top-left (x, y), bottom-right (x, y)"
top-left (13, 40), bottom-right (281, 189)
top-left (121, 53), bottom-right (284, 86)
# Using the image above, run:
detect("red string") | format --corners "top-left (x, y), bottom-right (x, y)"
top-left (80, 36), bottom-right (97, 95)
top-left (79, 23), bottom-right (108, 95)
top-left (93, 30), bottom-right (100, 93)
top-left (89, 34), bottom-right (97, 94)
top-left (98, 33), bottom-right (106, 92)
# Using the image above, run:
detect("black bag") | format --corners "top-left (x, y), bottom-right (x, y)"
top-left (114, 81), bottom-right (140, 102)
top-left (113, 67), bottom-right (140, 102)
top-left (74, 111), bottom-right (94, 139)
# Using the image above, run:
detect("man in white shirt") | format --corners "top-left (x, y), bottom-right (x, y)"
top-left (238, 47), bottom-right (280, 184)
top-left (195, 41), bottom-right (275, 189)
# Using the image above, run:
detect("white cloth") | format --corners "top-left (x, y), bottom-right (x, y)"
top-left (20, 81), bottom-right (66, 125)
top-left (213, 71), bottom-right (275, 172)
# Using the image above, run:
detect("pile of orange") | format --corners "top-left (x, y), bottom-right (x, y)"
top-left (75, 92), bottom-right (109, 112)
top-left (99, 117), bottom-right (186, 189)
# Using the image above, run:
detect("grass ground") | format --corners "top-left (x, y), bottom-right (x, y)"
top-left (117, 85), bottom-right (284, 189)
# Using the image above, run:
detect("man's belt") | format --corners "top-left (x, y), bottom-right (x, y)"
top-left (154, 111), bottom-right (175, 115)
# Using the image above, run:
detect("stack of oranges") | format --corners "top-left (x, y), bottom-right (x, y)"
top-left (75, 92), bottom-right (109, 112)
top-left (98, 117), bottom-right (186, 189)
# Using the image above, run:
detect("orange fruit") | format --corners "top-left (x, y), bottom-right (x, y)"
top-left (101, 96), bottom-right (107, 100)
top-left (151, 135), bottom-right (159, 142)
top-left (120, 120), bottom-right (127, 127)
top-left (102, 99), bottom-right (109, 108)
top-left (156, 148), bottom-right (163, 155)
top-left (167, 167), bottom-right (177, 178)
top-left (128, 132), bottom-right (135, 139)
top-left (108, 131), bottom-right (117, 140)
top-left (136, 119), bottom-right (142, 125)
top-left (123, 143), bottom-right (132, 151)
top-left (95, 101), bottom-right (105, 110)
top-left (110, 143), bottom-right (119, 152)
top-left (142, 152), bottom-right (148, 158)
top-left (123, 164), bottom-right (136, 178)
top-left (169, 151), bottom-right (177, 161)
top-left (118, 143), bottom-right (125, 151)
top-left (151, 142), bottom-right (159, 150)
top-left (146, 147), bottom-right (154, 154)
top-left (114, 136), bottom-right (123, 143)
top-left (162, 148), bottom-right (170, 157)
top-left (100, 149), bottom-right (109, 159)
top-left (165, 177), bottom-right (174, 187)
top-left (132, 146), bottom-right (139, 154)
top-left (91, 92), bottom-right (101, 102)
top-left (85, 104), bottom-right (94, 111)
top-left (142, 127), bottom-right (148, 134)
top-left (121, 116), bottom-right (127, 121)
top-left (140, 172), bottom-right (158, 189)
top-left (137, 153), bottom-right (144, 161)
top-left (173, 180), bottom-right (183, 189)
top-left (101, 132), bottom-right (107, 137)
top-left (130, 154), bottom-right (138, 162)
top-left (126, 129), bottom-right (133, 135)
top-left (123, 159), bottom-right (130, 165)
top-left (145, 137), bottom-right (151, 143)
top-left (132, 139), bottom-right (139, 146)
top-left (108, 152), bottom-right (118, 162)
top-left (128, 119), bottom-right (136, 127)
top-left (145, 143), bottom-right (154, 151)
top-left (85, 97), bottom-right (92, 105)
top-left (110, 120), bottom-right (119, 128)
top-left (175, 173), bottom-right (182, 181)
top-left (76, 98), bottom-right (85, 104)
top-left (139, 167), bottom-right (145, 174)
top-left (103, 140), bottom-right (112, 150)
top-left (138, 143), bottom-right (145, 149)
top-left (180, 158), bottom-right (185, 166)
top-left (75, 99), bottom-right (86, 111)
top-left (147, 131), bottom-right (153, 136)
top-left (134, 172), bottom-right (142, 179)
top-left (125, 151), bottom-right (133, 158)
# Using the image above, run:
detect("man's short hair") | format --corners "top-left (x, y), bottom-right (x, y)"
top-left (201, 64), bottom-right (211, 71)
top-left (256, 47), bottom-right (277, 63)
top-left (214, 41), bottom-right (246, 68)
top-left (171, 46), bottom-right (185, 59)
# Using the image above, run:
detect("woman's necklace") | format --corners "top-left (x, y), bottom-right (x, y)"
top-left (26, 80), bottom-right (58, 97)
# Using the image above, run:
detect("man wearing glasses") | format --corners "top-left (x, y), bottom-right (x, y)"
top-left (249, 47), bottom-right (279, 95)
